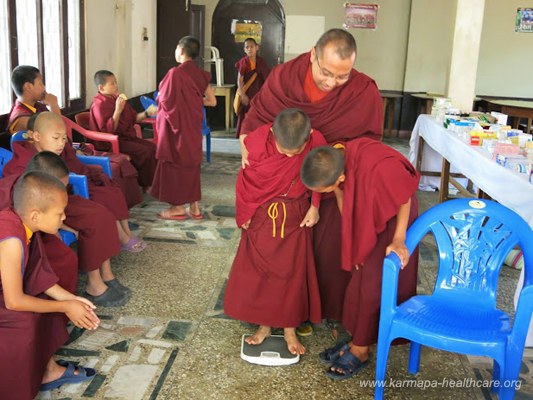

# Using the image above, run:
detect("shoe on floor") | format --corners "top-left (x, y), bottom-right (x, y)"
top-left (84, 287), bottom-right (128, 307)
top-left (104, 278), bottom-right (132, 297)
top-left (40, 360), bottom-right (96, 391)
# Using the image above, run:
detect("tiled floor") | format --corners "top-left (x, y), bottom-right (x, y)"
top-left (36, 136), bottom-right (532, 400)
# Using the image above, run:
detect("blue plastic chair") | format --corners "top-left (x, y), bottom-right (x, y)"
top-left (375, 198), bottom-right (533, 400)
top-left (0, 147), bottom-right (13, 178)
top-left (11, 130), bottom-right (112, 178)
top-left (140, 96), bottom-right (157, 118)
top-left (59, 173), bottom-right (90, 246)
top-left (202, 107), bottom-right (211, 163)
top-left (153, 91), bottom-right (158, 100)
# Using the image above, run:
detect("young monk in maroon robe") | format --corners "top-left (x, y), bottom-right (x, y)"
top-left (89, 70), bottom-right (157, 190)
top-left (240, 29), bottom-right (383, 336)
top-left (0, 152), bottom-right (79, 294)
top-left (301, 143), bottom-right (420, 380)
top-left (151, 36), bottom-right (216, 220)
top-left (0, 171), bottom-right (100, 399)
top-left (224, 109), bottom-right (325, 355)
top-left (234, 38), bottom-right (270, 136)
top-left (5, 65), bottom-right (61, 135)
top-left (3, 112), bottom-right (133, 306)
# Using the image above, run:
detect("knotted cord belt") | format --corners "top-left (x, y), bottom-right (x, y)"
top-left (267, 201), bottom-right (287, 238)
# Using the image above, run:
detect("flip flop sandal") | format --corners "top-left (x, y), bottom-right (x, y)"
top-left (325, 351), bottom-right (369, 381)
top-left (319, 341), bottom-right (350, 364)
top-left (189, 212), bottom-right (203, 220)
top-left (121, 236), bottom-right (146, 253)
top-left (40, 360), bottom-right (96, 391)
top-left (158, 211), bottom-right (188, 220)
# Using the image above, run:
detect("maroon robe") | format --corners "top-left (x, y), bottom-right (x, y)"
top-left (0, 209), bottom-right (68, 400)
top-left (224, 124), bottom-right (325, 327)
top-left (0, 175), bottom-right (78, 293)
top-left (150, 60), bottom-right (210, 205)
top-left (3, 142), bottom-right (121, 272)
top-left (89, 92), bottom-right (157, 187)
top-left (234, 55), bottom-right (270, 136)
top-left (241, 51), bottom-right (384, 321)
top-left (340, 138), bottom-right (420, 345)
top-left (6, 99), bottom-right (49, 134)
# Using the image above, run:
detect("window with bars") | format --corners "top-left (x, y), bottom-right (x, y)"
top-left (0, 0), bottom-right (84, 116)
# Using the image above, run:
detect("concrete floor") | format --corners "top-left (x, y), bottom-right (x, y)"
top-left (36, 136), bottom-right (533, 400)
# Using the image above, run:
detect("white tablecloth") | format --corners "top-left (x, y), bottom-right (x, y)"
top-left (409, 114), bottom-right (533, 346)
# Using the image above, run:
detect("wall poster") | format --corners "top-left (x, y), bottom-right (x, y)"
top-left (343, 3), bottom-right (378, 29)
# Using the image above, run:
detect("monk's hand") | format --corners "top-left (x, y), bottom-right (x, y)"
top-left (42, 92), bottom-right (58, 107)
top-left (115, 95), bottom-right (127, 113)
top-left (241, 93), bottom-right (250, 106)
top-left (300, 205), bottom-right (319, 228)
top-left (240, 134), bottom-right (250, 169)
top-left (65, 300), bottom-right (100, 330)
top-left (241, 219), bottom-right (251, 229)
top-left (386, 238), bottom-right (410, 269)
top-left (147, 104), bottom-right (158, 116)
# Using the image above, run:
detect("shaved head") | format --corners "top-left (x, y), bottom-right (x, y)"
top-left (315, 29), bottom-right (357, 60)
top-left (300, 146), bottom-right (344, 188)
top-left (25, 151), bottom-right (69, 180)
top-left (13, 171), bottom-right (66, 215)
top-left (34, 112), bottom-right (64, 133)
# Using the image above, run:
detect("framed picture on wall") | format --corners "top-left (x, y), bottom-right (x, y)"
top-left (515, 8), bottom-right (533, 33)
top-left (343, 3), bottom-right (378, 29)
top-left (231, 20), bottom-right (263, 43)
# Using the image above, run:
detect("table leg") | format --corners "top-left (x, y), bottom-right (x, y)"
top-left (439, 158), bottom-right (450, 203)
top-left (416, 137), bottom-right (425, 172)
top-left (224, 93), bottom-right (230, 131)
top-left (388, 100), bottom-right (395, 136)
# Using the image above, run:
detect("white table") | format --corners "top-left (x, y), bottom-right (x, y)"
top-left (409, 114), bottom-right (533, 345)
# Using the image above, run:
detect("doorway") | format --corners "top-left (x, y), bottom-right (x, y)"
top-left (190, 4), bottom-right (206, 68)
top-left (211, 0), bottom-right (285, 85)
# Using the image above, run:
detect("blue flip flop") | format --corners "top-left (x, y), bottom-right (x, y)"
top-left (319, 341), bottom-right (350, 364)
top-left (325, 351), bottom-right (369, 380)
top-left (40, 360), bottom-right (96, 391)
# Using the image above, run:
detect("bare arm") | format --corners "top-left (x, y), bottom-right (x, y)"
top-left (112, 96), bottom-right (127, 132)
top-left (0, 239), bottom-right (99, 329)
top-left (385, 198), bottom-right (411, 268)
top-left (203, 85), bottom-right (217, 107)
top-left (42, 92), bottom-right (61, 115)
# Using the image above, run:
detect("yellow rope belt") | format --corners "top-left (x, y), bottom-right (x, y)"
top-left (267, 201), bottom-right (287, 239)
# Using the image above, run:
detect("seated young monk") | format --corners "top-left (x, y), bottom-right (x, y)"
top-left (0, 171), bottom-right (100, 399)
top-left (0, 152), bottom-right (79, 294)
top-left (5, 65), bottom-right (61, 135)
top-left (224, 109), bottom-right (325, 355)
top-left (3, 113), bottom-right (135, 306)
top-left (300, 143), bottom-right (420, 380)
top-left (151, 36), bottom-right (216, 220)
top-left (89, 70), bottom-right (157, 191)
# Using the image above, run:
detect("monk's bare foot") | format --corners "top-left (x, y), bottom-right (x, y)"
top-left (41, 358), bottom-right (66, 384)
top-left (189, 201), bottom-right (201, 216)
top-left (159, 206), bottom-right (186, 219)
top-left (245, 325), bottom-right (271, 345)
top-left (284, 327), bottom-right (306, 355)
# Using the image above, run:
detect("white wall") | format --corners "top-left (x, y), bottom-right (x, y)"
top-left (84, 0), bottom-right (156, 103)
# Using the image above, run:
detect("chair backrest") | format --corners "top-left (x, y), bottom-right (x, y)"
top-left (153, 91), bottom-right (159, 100)
top-left (10, 130), bottom-right (28, 150)
top-left (201, 107), bottom-right (210, 136)
top-left (74, 112), bottom-right (91, 130)
top-left (140, 95), bottom-right (157, 111)
top-left (406, 199), bottom-right (533, 307)
top-left (0, 147), bottom-right (13, 178)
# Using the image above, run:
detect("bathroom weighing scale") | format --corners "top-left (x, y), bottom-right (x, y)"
top-left (240, 334), bottom-right (300, 366)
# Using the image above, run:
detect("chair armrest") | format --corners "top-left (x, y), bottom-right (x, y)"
top-left (380, 252), bottom-right (402, 318)
top-left (79, 130), bottom-right (120, 154)
top-left (77, 155), bottom-right (112, 178)
top-left (68, 173), bottom-right (89, 198)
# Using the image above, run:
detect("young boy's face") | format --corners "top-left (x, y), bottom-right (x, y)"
top-left (33, 120), bottom-right (68, 155)
top-left (99, 75), bottom-right (119, 96)
top-left (306, 174), bottom-right (345, 193)
top-left (25, 73), bottom-right (46, 101)
top-left (243, 41), bottom-right (258, 58)
top-left (34, 191), bottom-right (68, 234)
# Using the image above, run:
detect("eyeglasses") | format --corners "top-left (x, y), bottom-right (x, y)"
top-left (314, 54), bottom-right (351, 83)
